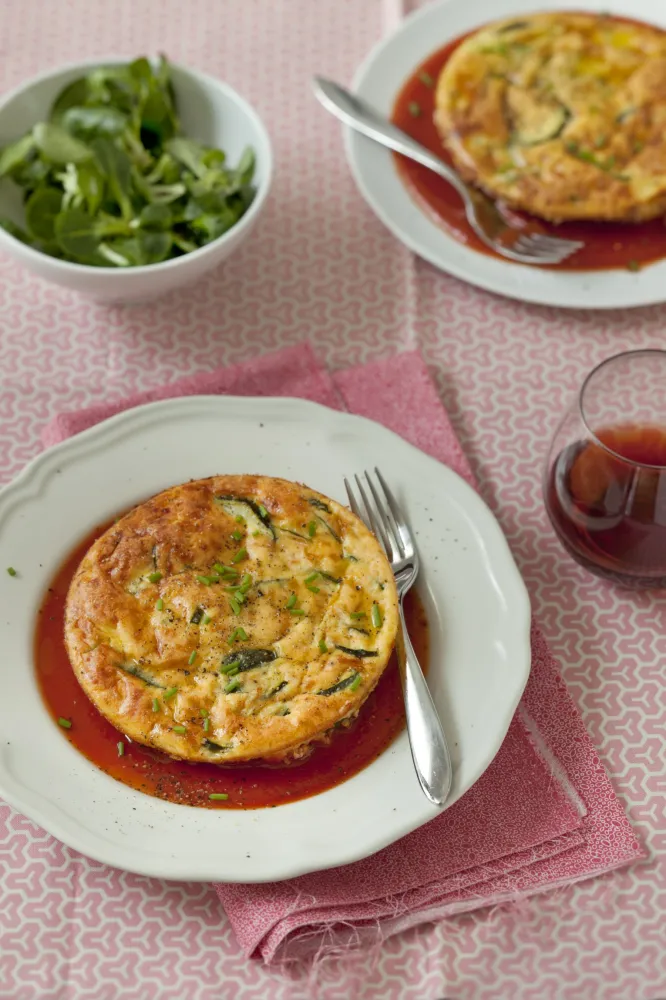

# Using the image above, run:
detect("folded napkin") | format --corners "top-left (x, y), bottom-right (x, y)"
top-left (43, 343), bottom-right (643, 966)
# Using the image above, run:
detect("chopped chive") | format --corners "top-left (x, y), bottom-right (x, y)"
top-left (349, 674), bottom-right (362, 692)
top-left (152, 698), bottom-right (159, 712)
top-left (235, 515), bottom-right (245, 523)
top-left (209, 792), bottom-right (229, 801)
top-left (258, 504), bottom-right (268, 518)
top-left (232, 530), bottom-right (243, 541)
top-left (57, 717), bottom-right (72, 729)
top-left (202, 614), bottom-right (212, 625)
top-left (372, 604), bottom-right (383, 628)
top-left (200, 708), bottom-right (208, 717)
top-left (234, 590), bottom-right (246, 603)
top-left (229, 596), bottom-right (241, 615)
top-left (408, 101), bottom-right (421, 117)
top-left (156, 598), bottom-right (164, 611)
top-left (627, 259), bottom-right (640, 272)
top-left (286, 593), bottom-right (297, 609)
top-left (197, 575), bottom-right (212, 586)
top-left (350, 611), bottom-right (366, 619)
top-left (203, 717), bottom-right (210, 732)
top-left (147, 571), bottom-right (162, 583)
top-left (418, 70), bottom-right (434, 87)
top-left (290, 608), bottom-right (306, 616)
top-left (225, 679), bottom-right (242, 693)
top-left (252, 530), bottom-right (261, 537)
top-left (6, 567), bottom-right (17, 577)
top-left (188, 650), bottom-right (197, 665)
top-left (229, 627), bottom-right (248, 643)
top-left (213, 563), bottom-right (230, 575)
top-left (224, 665), bottom-right (240, 676)
top-left (173, 725), bottom-right (187, 734)
top-left (163, 687), bottom-right (178, 700)
top-left (239, 574), bottom-right (252, 593)
top-left (208, 574), bottom-right (220, 583)
top-left (231, 548), bottom-right (248, 564)
top-left (220, 660), bottom-right (240, 673)
top-left (306, 584), bottom-right (320, 593)
top-left (318, 639), bottom-right (328, 653)
top-left (117, 741), bottom-right (125, 757)
top-left (308, 521), bottom-right (317, 537)
top-left (305, 572), bottom-right (319, 583)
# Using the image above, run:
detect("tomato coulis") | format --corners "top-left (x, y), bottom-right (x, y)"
top-left (35, 523), bottom-right (429, 810)
top-left (391, 19), bottom-right (666, 272)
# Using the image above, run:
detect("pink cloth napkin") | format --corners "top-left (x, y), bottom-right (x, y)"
top-left (42, 343), bottom-right (643, 966)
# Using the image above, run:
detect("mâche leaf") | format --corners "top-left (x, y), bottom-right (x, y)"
top-left (0, 134), bottom-right (36, 178)
top-left (33, 123), bottom-right (92, 165)
top-left (49, 77), bottom-right (90, 124)
top-left (91, 137), bottom-right (133, 219)
top-left (25, 187), bottom-right (62, 242)
top-left (61, 105), bottom-right (128, 139)
top-left (54, 206), bottom-right (100, 260)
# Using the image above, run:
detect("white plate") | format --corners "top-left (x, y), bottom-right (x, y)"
top-left (347, 0), bottom-right (666, 309)
top-left (0, 396), bottom-right (530, 882)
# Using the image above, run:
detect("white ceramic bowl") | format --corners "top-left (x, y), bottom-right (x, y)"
top-left (0, 57), bottom-right (273, 303)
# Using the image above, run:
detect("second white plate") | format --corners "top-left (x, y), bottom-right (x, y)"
top-left (0, 395), bottom-right (530, 882)
top-left (347, 0), bottom-right (666, 309)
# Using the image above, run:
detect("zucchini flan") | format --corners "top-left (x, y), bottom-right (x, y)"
top-left (64, 475), bottom-right (399, 764)
top-left (435, 12), bottom-right (666, 222)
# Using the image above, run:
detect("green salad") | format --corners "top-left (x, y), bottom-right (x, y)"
top-left (0, 56), bottom-right (256, 267)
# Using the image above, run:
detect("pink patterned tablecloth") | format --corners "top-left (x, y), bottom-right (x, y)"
top-left (0, 2), bottom-right (664, 999)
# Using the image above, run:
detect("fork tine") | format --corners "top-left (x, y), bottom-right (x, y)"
top-left (521, 231), bottom-right (583, 248)
top-left (516, 234), bottom-right (583, 254)
top-left (522, 233), bottom-right (583, 249)
top-left (513, 246), bottom-right (575, 264)
top-left (373, 467), bottom-right (412, 556)
top-left (344, 477), bottom-right (362, 519)
top-left (515, 238), bottom-right (575, 256)
top-left (364, 470), bottom-right (405, 560)
top-left (355, 474), bottom-right (393, 559)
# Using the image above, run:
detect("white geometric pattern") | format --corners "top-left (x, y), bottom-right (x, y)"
top-left (0, 0), bottom-right (665, 997)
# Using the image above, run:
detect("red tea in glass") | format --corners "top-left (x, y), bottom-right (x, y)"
top-left (543, 352), bottom-right (666, 588)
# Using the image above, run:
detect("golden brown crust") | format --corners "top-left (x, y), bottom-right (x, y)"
top-left (64, 475), bottom-right (399, 764)
top-left (435, 12), bottom-right (666, 222)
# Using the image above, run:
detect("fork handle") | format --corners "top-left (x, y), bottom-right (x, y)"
top-left (312, 77), bottom-right (469, 200)
top-left (397, 600), bottom-right (452, 808)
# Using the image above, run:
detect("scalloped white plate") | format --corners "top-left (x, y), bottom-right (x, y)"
top-left (0, 396), bottom-right (530, 882)
top-left (347, 0), bottom-right (666, 308)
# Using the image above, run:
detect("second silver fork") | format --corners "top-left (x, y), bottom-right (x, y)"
top-left (313, 77), bottom-right (583, 266)
top-left (345, 468), bottom-right (452, 807)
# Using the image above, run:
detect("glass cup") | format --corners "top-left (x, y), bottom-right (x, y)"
top-left (543, 349), bottom-right (666, 588)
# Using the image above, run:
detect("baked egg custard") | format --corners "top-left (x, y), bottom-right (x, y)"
top-left (434, 12), bottom-right (666, 222)
top-left (64, 475), bottom-right (399, 764)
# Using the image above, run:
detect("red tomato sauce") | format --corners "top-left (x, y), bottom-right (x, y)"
top-left (391, 22), bottom-right (666, 272)
top-left (35, 523), bottom-right (429, 810)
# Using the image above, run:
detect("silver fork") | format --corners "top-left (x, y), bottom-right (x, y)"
top-left (313, 77), bottom-right (583, 266)
top-left (345, 468), bottom-right (452, 807)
